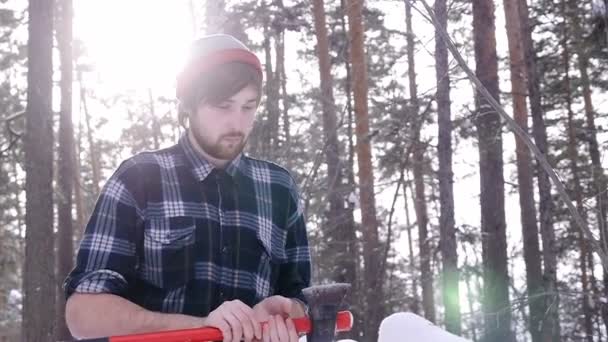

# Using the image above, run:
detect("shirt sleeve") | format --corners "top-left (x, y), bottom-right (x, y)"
top-left (63, 160), bottom-right (144, 300)
top-left (276, 176), bottom-right (311, 305)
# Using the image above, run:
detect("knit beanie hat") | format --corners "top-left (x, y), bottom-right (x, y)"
top-left (176, 34), bottom-right (263, 101)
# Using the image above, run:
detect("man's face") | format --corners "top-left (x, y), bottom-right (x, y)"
top-left (189, 84), bottom-right (259, 161)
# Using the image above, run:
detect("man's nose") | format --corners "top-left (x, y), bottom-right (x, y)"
top-left (225, 114), bottom-right (245, 132)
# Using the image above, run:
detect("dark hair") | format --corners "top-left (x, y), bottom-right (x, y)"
top-left (178, 62), bottom-right (263, 128)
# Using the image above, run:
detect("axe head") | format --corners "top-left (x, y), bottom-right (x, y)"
top-left (302, 283), bottom-right (351, 342)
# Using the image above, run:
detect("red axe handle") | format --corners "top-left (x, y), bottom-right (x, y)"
top-left (86, 311), bottom-right (353, 342)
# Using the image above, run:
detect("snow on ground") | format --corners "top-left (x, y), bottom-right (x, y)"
top-left (378, 313), bottom-right (470, 342)
top-left (300, 312), bottom-right (470, 342)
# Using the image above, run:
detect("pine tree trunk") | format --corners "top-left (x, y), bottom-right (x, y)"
top-left (404, 0), bottom-right (435, 324)
top-left (519, 2), bottom-right (561, 340)
top-left (262, 18), bottom-right (279, 158)
top-left (311, 2), bottom-right (359, 339)
top-left (471, 1), bottom-right (513, 341)
top-left (272, 26), bottom-right (283, 151)
top-left (564, 36), bottom-right (594, 341)
top-left (188, 0), bottom-right (198, 36)
top-left (11, 148), bottom-right (25, 258)
top-left (80, 76), bottom-right (100, 196)
top-left (339, 0), bottom-right (356, 200)
top-left (434, 0), bottom-right (461, 333)
top-left (503, 1), bottom-right (546, 340)
top-left (148, 89), bottom-right (160, 150)
top-left (22, 0), bottom-right (55, 340)
top-left (345, 0), bottom-right (383, 340)
top-left (570, 0), bottom-right (608, 332)
top-left (464, 271), bottom-right (478, 342)
top-left (74, 109), bottom-right (85, 243)
top-left (274, 17), bottom-right (290, 148)
top-left (403, 182), bottom-right (421, 315)
top-left (338, 2), bottom-right (362, 336)
top-left (205, 0), bottom-right (226, 34)
top-left (55, 0), bottom-right (74, 339)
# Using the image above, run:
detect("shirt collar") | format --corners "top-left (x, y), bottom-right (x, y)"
top-left (178, 132), bottom-right (246, 182)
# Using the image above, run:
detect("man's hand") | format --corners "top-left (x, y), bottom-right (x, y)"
top-left (253, 296), bottom-right (306, 342)
top-left (203, 299), bottom-right (262, 342)
top-left (262, 315), bottom-right (299, 342)
top-left (253, 295), bottom-right (306, 320)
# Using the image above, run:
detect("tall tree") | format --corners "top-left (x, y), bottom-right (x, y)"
top-left (77, 70), bottom-right (101, 196)
top-left (55, 0), bottom-right (74, 339)
top-left (338, 0), bottom-right (355, 194)
top-left (563, 22), bottom-right (594, 339)
top-left (503, 0), bottom-right (547, 340)
top-left (22, 0), bottom-right (55, 340)
top-left (336, 2), bottom-right (364, 335)
top-left (205, 0), bottom-right (227, 34)
top-left (74, 117), bottom-right (85, 242)
top-left (346, 0), bottom-right (383, 339)
top-left (78, 72), bottom-right (101, 196)
top-left (519, 2), bottom-right (560, 340)
top-left (147, 89), bottom-right (160, 150)
top-left (274, 2), bottom-right (290, 148)
top-left (434, 0), bottom-right (461, 334)
top-left (73, 52), bottom-right (90, 242)
top-left (311, 1), bottom-right (359, 339)
top-left (261, 7), bottom-right (281, 158)
top-left (405, 0), bottom-right (435, 324)
top-left (471, 0), bottom-right (513, 340)
top-left (569, 0), bottom-right (608, 332)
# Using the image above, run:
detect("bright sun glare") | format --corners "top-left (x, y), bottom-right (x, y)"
top-left (73, 1), bottom-right (195, 95)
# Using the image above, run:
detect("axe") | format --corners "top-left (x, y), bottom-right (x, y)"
top-left (75, 283), bottom-right (352, 342)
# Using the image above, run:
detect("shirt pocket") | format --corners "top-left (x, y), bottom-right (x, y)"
top-left (142, 216), bottom-right (196, 289)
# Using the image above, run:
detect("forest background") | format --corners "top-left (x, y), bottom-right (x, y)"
top-left (0, 0), bottom-right (607, 341)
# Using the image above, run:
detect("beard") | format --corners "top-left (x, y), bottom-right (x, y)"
top-left (190, 127), bottom-right (247, 161)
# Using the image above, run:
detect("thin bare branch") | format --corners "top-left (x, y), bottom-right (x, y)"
top-left (409, 0), bottom-right (608, 270)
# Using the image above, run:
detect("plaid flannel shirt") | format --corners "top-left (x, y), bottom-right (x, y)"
top-left (64, 134), bottom-right (311, 317)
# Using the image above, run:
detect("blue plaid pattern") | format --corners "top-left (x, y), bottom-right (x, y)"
top-left (64, 134), bottom-right (311, 317)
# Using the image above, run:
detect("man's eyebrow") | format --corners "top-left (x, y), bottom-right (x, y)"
top-left (223, 99), bottom-right (258, 103)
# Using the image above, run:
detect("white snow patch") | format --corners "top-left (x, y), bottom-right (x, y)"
top-left (378, 313), bottom-right (471, 342)
top-left (9, 289), bottom-right (22, 300)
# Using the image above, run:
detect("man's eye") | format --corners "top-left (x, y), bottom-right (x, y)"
top-left (215, 104), bottom-right (230, 110)
top-left (243, 106), bottom-right (255, 111)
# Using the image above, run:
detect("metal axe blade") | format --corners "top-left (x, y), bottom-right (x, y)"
top-left (302, 283), bottom-right (352, 342)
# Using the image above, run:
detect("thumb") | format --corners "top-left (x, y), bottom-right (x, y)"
top-left (278, 296), bottom-right (295, 315)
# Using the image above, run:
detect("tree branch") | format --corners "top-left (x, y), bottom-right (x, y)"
top-left (1, 111), bottom-right (25, 158)
top-left (409, 0), bottom-right (608, 270)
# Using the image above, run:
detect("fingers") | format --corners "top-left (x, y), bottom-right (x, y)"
top-left (269, 315), bottom-right (280, 342)
top-left (208, 300), bottom-right (261, 342)
top-left (255, 296), bottom-right (292, 317)
top-left (216, 318), bottom-right (233, 342)
top-left (286, 318), bottom-right (299, 342)
top-left (276, 296), bottom-right (293, 317)
top-left (262, 315), bottom-right (298, 342)
top-left (227, 300), bottom-right (260, 342)
top-left (234, 303), bottom-right (261, 341)
top-left (223, 309), bottom-right (243, 342)
top-left (262, 321), bottom-right (270, 342)
top-left (274, 315), bottom-right (289, 342)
